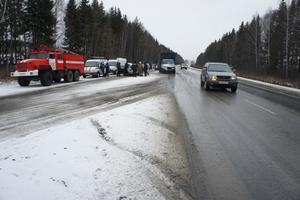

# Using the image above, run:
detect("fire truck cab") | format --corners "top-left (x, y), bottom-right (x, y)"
top-left (11, 48), bottom-right (84, 86)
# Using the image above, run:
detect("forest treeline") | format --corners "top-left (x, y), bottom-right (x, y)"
top-left (197, 0), bottom-right (300, 83)
top-left (0, 0), bottom-right (183, 75)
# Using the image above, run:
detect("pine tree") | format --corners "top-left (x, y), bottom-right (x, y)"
top-left (78, 0), bottom-right (92, 56)
top-left (26, 0), bottom-right (56, 48)
top-left (289, 0), bottom-right (300, 77)
top-left (233, 22), bottom-right (248, 72)
top-left (64, 0), bottom-right (81, 52)
top-left (89, 0), bottom-right (105, 56)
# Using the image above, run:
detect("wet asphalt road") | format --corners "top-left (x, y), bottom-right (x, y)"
top-left (1, 69), bottom-right (300, 200)
top-left (173, 68), bottom-right (300, 200)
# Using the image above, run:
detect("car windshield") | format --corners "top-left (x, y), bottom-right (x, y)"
top-left (162, 59), bottom-right (174, 65)
top-left (207, 64), bottom-right (232, 72)
top-left (30, 53), bottom-right (49, 59)
top-left (109, 61), bottom-right (117, 66)
top-left (85, 61), bottom-right (98, 67)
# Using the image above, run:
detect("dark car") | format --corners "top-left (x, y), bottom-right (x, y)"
top-left (181, 64), bottom-right (188, 70)
top-left (200, 62), bottom-right (238, 92)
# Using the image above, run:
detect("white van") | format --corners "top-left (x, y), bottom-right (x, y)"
top-left (84, 58), bottom-right (107, 78)
top-left (108, 59), bottom-right (118, 74)
top-left (117, 58), bottom-right (127, 73)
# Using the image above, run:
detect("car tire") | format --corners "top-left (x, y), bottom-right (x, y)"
top-left (73, 71), bottom-right (80, 82)
top-left (231, 86), bottom-right (237, 93)
top-left (201, 81), bottom-right (204, 87)
top-left (18, 77), bottom-right (31, 86)
top-left (204, 81), bottom-right (210, 91)
top-left (64, 70), bottom-right (73, 82)
top-left (40, 71), bottom-right (53, 86)
top-left (83, 74), bottom-right (86, 78)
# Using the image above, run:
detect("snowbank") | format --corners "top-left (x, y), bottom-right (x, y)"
top-left (0, 94), bottom-right (191, 200)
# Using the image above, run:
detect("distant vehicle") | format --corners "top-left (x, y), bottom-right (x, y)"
top-left (116, 57), bottom-right (127, 74)
top-left (11, 47), bottom-right (84, 86)
top-left (84, 58), bottom-right (107, 78)
top-left (159, 52), bottom-right (176, 74)
top-left (200, 62), bottom-right (238, 92)
top-left (181, 64), bottom-right (188, 70)
top-left (126, 63), bottom-right (134, 75)
top-left (108, 59), bottom-right (118, 74)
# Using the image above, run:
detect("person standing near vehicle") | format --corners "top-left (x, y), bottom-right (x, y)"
top-left (124, 62), bottom-right (129, 76)
top-left (105, 62), bottom-right (110, 77)
top-left (117, 62), bottom-right (121, 76)
top-left (132, 62), bottom-right (137, 77)
top-left (144, 62), bottom-right (148, 76)
top-left (138, 62), bottom-right (143, 76)
top-left (100, 62), bottom-right (105, 76)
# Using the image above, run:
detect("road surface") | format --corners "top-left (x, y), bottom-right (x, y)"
top-left (0, 76), bottom-right (166, 141)
top-left (174, 68), bottom-right (300, 200)
top-left (1, 69), bottom-right (300, 200)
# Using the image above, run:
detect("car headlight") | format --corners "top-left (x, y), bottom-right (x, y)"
top-left (231, 76), bottom-right (237, 80)
top-left (211, 75), bottom-right (217, 81)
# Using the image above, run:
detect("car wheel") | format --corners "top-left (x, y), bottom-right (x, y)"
top-left (231, 86), bottom-right (237, 93)
top-left (201, 81), bottom-right (204, 87)
top-left (40, 71), bottom-right (53, 86)
top-left (73, 71), bottom-right (80, 82)
top-left (18, 77), bottom-right (31, 86)
top-left (64, 70), bottom-right (73, 82)
top-left (204, 81), bottom-right (210, 91)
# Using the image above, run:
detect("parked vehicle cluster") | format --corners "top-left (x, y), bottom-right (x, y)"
top-left (10, 47), bottom-right (156, 87)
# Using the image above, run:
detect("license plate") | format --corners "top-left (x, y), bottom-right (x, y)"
top-left (219, 81), bottom-right (229, 84)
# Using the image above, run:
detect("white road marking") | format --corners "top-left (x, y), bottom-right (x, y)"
top-left (244, 99), bottom-right (277, 116)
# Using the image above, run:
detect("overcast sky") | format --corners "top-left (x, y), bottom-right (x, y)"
top-left (101, 0), bottom-right (281, 60)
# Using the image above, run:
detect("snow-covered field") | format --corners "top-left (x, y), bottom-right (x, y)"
top-left (0, 74), bottom-right (160, 98)
top-left (0, 93), bottom-right (191, 200)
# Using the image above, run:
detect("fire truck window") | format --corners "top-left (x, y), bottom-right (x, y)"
top-left (58, 54), bottom-right (63, 60)
top-left (49, 54), bottom-right (55, 59)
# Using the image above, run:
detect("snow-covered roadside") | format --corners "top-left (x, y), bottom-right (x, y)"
top-left (0, 93), bottom-right (191, 200)
top-left (0, 73), bottom-right (160, 98)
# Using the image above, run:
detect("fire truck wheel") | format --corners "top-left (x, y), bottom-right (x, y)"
top-left (64, 70), bottom-right (73, 82)
top-left (40, 71), bottom-right (53, 86)
top-left (73, 71), bottom-right (80, 82)
top-left (18, 77), bottom-right (31, 86)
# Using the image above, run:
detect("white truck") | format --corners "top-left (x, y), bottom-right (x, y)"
top-left (159, 53), bottom-right (176, 74)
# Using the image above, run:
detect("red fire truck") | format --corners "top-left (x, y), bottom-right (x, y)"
top-left (11, 48), bottom-right (84, 86)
